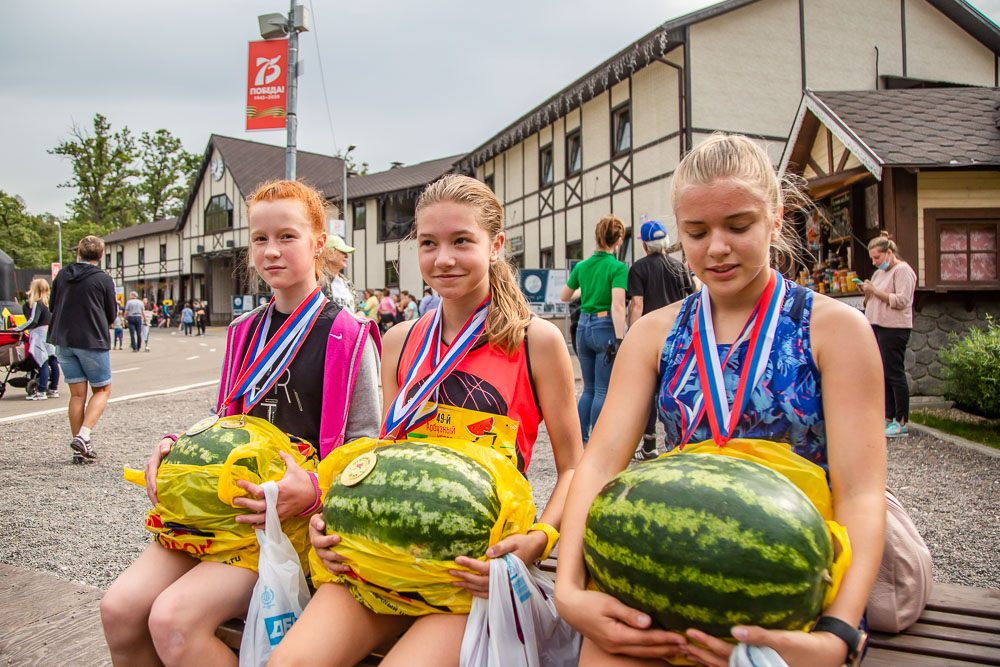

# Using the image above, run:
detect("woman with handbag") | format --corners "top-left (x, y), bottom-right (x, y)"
top-left (554, 134), bottom-right (887, 667)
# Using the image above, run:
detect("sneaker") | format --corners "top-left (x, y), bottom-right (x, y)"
top-left (26, 392), bottom-right (47, 400)
top-left (633, 438), bottom-right (659, 462)
top-left (47, 390), bottom-right (59, 398)
top-left (70, 436), bottom-right (97, 460)
top-left (885, 419), bottom-right (909, 438)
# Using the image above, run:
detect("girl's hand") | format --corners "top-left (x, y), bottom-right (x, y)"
top-left (309, 514), bottom-right (352, 575)
top-left (860, 280), bottom-right (873, 295)
top-left (554, 586), bottom-right (687, 660)
top-left (682, 626), bottom-right (848, 667)
top-left (449, 531), bottom-right (548, 598)
top-left (233, 451), bottom-right (317, 527)
top-left (144, 436), bottom-right (175, 506)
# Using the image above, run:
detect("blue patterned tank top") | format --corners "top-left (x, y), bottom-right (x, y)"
top-left (657, 278), bottom-right (828, 470)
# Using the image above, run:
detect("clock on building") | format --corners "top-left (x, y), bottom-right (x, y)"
top-left (210, 155), bottom-right (225, 181)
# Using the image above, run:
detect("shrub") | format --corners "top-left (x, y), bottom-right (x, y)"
top-left (939, 315), bottom-right (1000, 418)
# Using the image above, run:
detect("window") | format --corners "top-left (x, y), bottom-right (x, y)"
top-left (484, 174), bottom-right (495, 192)
top-left (566, 240), bottom-right (583, 262)
top-left (566, 130), bottom-right (582, 176)
top-left (205, 194), bottom-right (234, 233)
top-left (612, 103), bottom-right (631, 156)
top-left (105, 252), bottom-right (112, 269)
top-left (540, 247), bottom-right (554, 269)
top-left (539, 144), bottom-right (554, 188)
top-left (385, 261), bottom-right (399, 287)
top-left (379, 195), bottom-right (416, 243)
top-left (116, 249), bottom-right (123, 267)
top-left (160, 243), bottom-right (167, 261)
top-left (353, 201), bottom-right (366, 230)
top-left (138, 247), bottom-right (145, 265)
top-left (925, 209), bottom-right (1000, 287)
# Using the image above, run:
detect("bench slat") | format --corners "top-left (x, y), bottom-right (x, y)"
top-left (864, 647), bottom-right (986, 666)
top-left (919, 609), bottom-right (1000, 634)
top-left (897, 621), bottom-right (1000, 649)
top-left (926, 584), bottom-right (1000, 620)
top-left (868, 632), bottom-right (1000, 665)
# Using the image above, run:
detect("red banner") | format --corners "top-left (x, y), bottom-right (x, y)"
top-left (246, 39), bottom-right (288, 131)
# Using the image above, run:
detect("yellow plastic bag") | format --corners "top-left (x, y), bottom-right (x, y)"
top-left (662, 439), bottom-right (851, 610)
top-left (403, 403), bottom-right (521, 470)
top-left (309, 436), bottom-right (537, 615)
top-left (124, 415), bottom-right (317, 572)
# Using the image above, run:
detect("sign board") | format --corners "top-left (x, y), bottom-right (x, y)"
top-left (51, 263), bottom-right (61, 280)
top-left (246, 39), bottom-right (289, 131)
top-left (508, 235), bottom-right (524, 253)
top-left (520, 269), bottom-right (569, 317)
top-left (116, 287), bottom-right (125, 308)
top-left (328, 218), bottom-right (346, 240)
top-left (232, 294), bottom-right (254, 316)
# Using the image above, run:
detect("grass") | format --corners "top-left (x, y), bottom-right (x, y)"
top-left (910, 410), bottom-right (1000, 450)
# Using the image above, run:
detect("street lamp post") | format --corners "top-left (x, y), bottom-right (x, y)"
top-left (55, 220), bottom-right (62, 267)
top-left (343, 144), bottom-right (356, 234)
top-left (258, 4), bottom-right (310, 180)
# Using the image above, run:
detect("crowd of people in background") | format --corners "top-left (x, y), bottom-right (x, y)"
top-left (356, 286), bottom-right (430, 334)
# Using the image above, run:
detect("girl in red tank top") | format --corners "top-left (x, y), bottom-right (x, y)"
top-left (280, 175), bottom-right (583, 667)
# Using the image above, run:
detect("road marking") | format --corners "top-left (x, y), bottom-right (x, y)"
top-left (115, 367), bottom-right (140, 373)
top-left (185, 355), bottom-right (200, 360)
top-left (0, 380), bottom-right (218, 423)
top-left (210, 348), bottom-right (216, 352)
top-left (200, 343), bottom-right (207, 347)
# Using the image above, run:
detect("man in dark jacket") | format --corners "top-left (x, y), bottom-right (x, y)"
top-left (626, 219), bottom-right (694, 460)
top-left (49, 235), bottom-right (117, 463)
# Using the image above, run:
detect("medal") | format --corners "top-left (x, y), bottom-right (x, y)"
top-left (341, 451), bottom-right (378, 487)
top-left (185, 414), bottom-right (219, 436)
top-left (219, 419), bottom-right (246, 429)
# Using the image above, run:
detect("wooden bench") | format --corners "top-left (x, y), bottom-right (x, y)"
top-left (217, 565), bottom-right (1000, 665)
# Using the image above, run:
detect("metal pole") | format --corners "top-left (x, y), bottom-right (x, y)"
top-left (285, 0), bottom-right (297, 180)
top-left (56, 222), bottom-right (62, 266)
top-left (343, 154), bottom-right (348, 236)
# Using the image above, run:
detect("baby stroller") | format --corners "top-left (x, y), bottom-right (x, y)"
top-left (0, 330), bottom-right (40, 399)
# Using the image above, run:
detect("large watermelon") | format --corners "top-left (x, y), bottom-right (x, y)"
top-left (584, 454), bottom-right (832, 636)
top-left (164, 419), bottom-right (258, 475)
top-left (322, 442), bottom-right (501, 561)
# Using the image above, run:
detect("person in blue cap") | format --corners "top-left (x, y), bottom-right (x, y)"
top-left (626, 218), bottom-right (694, 459)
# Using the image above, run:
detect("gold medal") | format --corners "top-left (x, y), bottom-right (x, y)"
top-left (185, 414), bottom-right (219, 436)
top-left (341, 451), bottom-right (378, 487)
top-left (219, 419), bottom-right (246, 429)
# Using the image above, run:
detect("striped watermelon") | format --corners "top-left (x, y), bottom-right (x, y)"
top-left (322, 442), bottom-right (501, 561)
top-left (164, 420), bottom-right (259, 475)
top-left (584, 454), bottom-right (832, 636)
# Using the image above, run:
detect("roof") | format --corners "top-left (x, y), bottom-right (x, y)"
top-left (101, 217), bottom-right (178, 244)
top-left (461, 0), bottom-right (1000, 170)
top-left (177, 134), bottom-right (344, 229)
top-left (781, 87), bottom-right (1000, 179)
top-left (336, 155), bottom-right (462, 202)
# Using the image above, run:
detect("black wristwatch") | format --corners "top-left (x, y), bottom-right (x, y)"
top-left (810, 616), bottom-right (868, 667)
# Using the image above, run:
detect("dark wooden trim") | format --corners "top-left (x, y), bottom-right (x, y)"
top-left (837, 144), bottom-right (851, 173)
top-left (806, 157), bottom-right (828, 179)
top-left (691, 127), bottom-right (790, 143)
top-left (799, 0), bottom-right (807, 90)
top-left (901, 0), bottom-right (908, 78)
top-left (923, 207), bottom-right (1000, 289)
top-left (826, 130), bottom-right (835, 174)
top-left (892, 169), bottom-right (919, 280)
top-left (683, 27), bottom-right (693, 152)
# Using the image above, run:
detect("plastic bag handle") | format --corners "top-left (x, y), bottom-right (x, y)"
top-left (218, 441), bottom-right (271, 505)
top-left (822, 520), bottom-right (853, 610)
top-left (260, 480), bottom-right (282, 539)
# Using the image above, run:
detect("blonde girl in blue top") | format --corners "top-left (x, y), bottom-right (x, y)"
top-left (554, 134), bottom-right (887, 667)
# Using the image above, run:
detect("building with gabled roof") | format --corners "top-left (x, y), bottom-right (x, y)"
top-left (782, 86), bottom-right (1000, 394)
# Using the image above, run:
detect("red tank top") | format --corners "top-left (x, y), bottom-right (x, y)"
top-left (397, 312), bottom-right (541, 472)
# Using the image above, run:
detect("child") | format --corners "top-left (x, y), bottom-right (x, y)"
top-left (112, 311), bottom-right (124, 350)
top-left (553, 134), bottom-right (887, 666)
top-left (270, 174), bottom-right (583, 667)
top-left (100, 180), bottom-right (381, 666)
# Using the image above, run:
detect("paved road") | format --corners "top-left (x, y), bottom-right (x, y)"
top-left (0, 326), bottom-right (226, 422)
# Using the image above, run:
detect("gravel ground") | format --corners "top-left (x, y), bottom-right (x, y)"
top-left (1, 386), bottom-right (997, 591)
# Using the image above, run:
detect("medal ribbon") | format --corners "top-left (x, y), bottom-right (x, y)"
top-left (691, 269), bottom-right (786, 447)
top-left (381, 296), bottom-right (490, 439)
top-left (219, 286), bottom-right (328, 415)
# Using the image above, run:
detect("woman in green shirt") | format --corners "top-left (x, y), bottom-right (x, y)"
top-left (561, 215), bottom-right (628, 442)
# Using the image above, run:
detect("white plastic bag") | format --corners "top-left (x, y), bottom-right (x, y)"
top-left (459, 553), bottom-right (580, 667)
top-left (239, 481), bottom-right (312, 667)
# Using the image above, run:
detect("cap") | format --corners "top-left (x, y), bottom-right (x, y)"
top-left (640, 220), bottom-right (668, 243)
top-left (326, 235), bottom-right (355, 254)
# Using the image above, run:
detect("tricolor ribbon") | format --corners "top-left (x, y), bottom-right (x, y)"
top-left (381, 297), bottom-right (490, 439)
top-left (691, 269), bottom-right (786, 447)
top-left (218, 286), bottom-right (328, 415)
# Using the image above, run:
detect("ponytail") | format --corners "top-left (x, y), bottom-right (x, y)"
top-left (486, 258), bottom-right (532, 355)
top-left (868, 231), bottom-right (902, 260)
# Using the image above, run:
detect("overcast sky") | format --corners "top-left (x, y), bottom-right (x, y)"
top-left (4, 0), bottom-right (1000, 217)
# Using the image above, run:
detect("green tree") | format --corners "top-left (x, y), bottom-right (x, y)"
top-left (136, 129), bottom-right (200, 221)
top-left (49, 113), bottom-right (138, 231)
top-left (0, 192), bottom-right (63, 267)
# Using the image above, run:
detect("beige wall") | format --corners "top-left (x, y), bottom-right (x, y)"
top-left (803, 0), bottom-right (904, 91)
top-left (917, 171), bottom-right (1000, 284)
top-left (906, 0), bottom-right (996, 85)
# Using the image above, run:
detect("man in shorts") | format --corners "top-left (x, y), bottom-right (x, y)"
top-left (626, 219), bottom-right (694, 460)
top-left (48, 235), bottom-right (117, 463)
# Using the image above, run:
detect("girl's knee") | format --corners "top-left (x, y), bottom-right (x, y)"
top-left (147, 592), bottom-right (198, 664)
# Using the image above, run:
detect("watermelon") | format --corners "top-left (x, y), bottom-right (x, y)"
top-left (164, 420), bottom-right (259, 475)
top-left (583, 454), bottom-right (832, 636)
top-left (322, 442), bottom-right (501, 561)
top-left (466, 416), bottom-right (494, 437)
